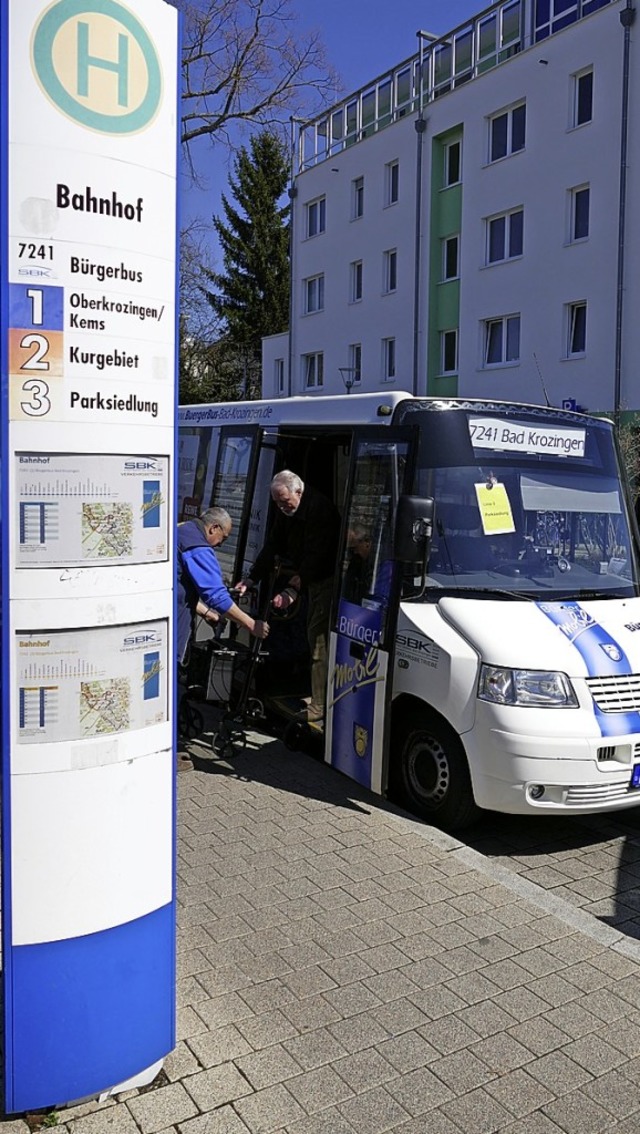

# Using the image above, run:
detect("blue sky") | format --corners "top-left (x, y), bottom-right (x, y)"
top-left (181, 0), bottom-right (482, 253)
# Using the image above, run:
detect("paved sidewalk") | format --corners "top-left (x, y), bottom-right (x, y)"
top-left (13, 727), bottom-right (640, 1134)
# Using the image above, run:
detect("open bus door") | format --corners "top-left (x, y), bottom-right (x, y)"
top-left (327, 429), bottom-right (415, 794)
top-left (206, 425), bottom-right (279, 599)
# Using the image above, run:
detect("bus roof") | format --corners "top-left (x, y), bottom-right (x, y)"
top-left (178, 391), bottom-right (414, 428)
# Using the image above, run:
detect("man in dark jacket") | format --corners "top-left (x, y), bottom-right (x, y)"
top-left (177, 506), bottom-right (269, 664)
top-left (236, 471), bottom-right (340, 722)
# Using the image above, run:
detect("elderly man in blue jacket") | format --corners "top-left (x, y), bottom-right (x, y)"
top-left (177, 506), bottom-right (269, 664)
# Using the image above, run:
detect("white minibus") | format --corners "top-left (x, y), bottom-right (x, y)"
top-left (179, 392), bottom-right (640, 830)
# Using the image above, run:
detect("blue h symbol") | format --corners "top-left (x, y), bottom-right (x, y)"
top-left (76, 20), bottom-right (129, 107)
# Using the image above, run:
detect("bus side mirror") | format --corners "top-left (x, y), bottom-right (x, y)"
top-left (394, 495), bottom-right (435, 562)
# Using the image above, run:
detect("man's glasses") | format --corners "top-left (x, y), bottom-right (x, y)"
top-left (216, 525), bottom-right (230, 542)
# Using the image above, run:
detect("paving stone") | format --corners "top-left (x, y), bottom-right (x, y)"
top-left (282, 1108), bottom-right (359, 1134)
top-left (472, 1032), bottom-right (532, 1074)
top-left (233, 1082), bottom-right (307, 1133)
top-left (328, 1011), bottom-right (390, 1054)
top-left (541, 1090), bottom-right (613, 1134)
top-left (66, 1106), bottom-right (140, 1134)
top-left (180, 1108), bottom-right (253, 1134)
top-left (183, 1062), bottom-right (253, 1111)
top-left (286, 1065), bottom-right (354, 1114)
top-left (483, 1067), bottom-right (554, 1117)
top-left (127, 1083), bottom-right (198, 1133)
top-left (337, 1085), bottom-right (410, 1134)
top-left (386, 1065), bottom-right (454, 1116)
top-left (188, 1023), bottom-right (252, 1068)
top-left (235, 1045), bottom-right (304, 1090)
top-left (333, 1048), bottom-right (397, 1093)
top-left (429, 1048), bottom-right (495, 1094)
top-left (237, 1009), bottom-right (300, 1050)
top-left (525, 1049), bottom-right (593, 1095)
top-left (375, 1030), bottom-right (439, 1072)
top-left (441, 1086), bottom-right (513, 1134)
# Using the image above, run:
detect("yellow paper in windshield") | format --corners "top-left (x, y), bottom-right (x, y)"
top-left (474, 481), bottom-right (516, 535)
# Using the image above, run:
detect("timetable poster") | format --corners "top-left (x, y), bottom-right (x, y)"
top-left (16, 452), bottom-right (169, 567)
top-left (16, 621), bottom-right (168, 745)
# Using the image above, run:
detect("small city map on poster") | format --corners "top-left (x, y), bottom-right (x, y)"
top-left (16, 621), bottom-right (168, 745)
top-left (16, 453), bottom-right (169, 567)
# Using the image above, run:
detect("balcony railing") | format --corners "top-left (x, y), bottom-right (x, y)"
top-left (297, 0), bottom-right (613, 173)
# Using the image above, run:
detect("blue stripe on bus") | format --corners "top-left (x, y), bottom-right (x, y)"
top-left (537, 601), bottom-right (640, 736)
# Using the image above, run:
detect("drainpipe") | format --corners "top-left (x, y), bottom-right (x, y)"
top-left (614, 0), bottom-right (635, 429)
top-left (286, 116), bottom-right (301, 399)
top-left (413, 31), bottom-right (434, 397)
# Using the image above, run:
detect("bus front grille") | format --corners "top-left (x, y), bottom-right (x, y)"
top-left (585, 674), bottom-right (640, 714)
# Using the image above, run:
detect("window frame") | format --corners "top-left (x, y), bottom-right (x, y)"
top-left (274, 357), bottom-right (285, 395)
top-left (350, 259), bottom-right (363, 303)
top-left (442, 234), bottom-right (460, 281)
top-left (485, 207), bottom-right (524, 264)
top-left (348, 342), bottom-right (362, 386)
top-left (352, 176), bottom-right (364, 220)
top-left (385, 160), bottom-right (399, 206)
top-left (302, 351), bottom-right (324, 389)
top-left (572, 67), bottom-right (593, 128)
top-left (569, 184), bottom-right (590, 242)
top-left (303, 273), bottom-right (325, 314)
top-left (567, 301), bottom-right (587, 357)
top-left (444, 139), bottom-right (462, 187)
top-left (440, 329), bottom-right (459, 375)
top-left (488, 101), bottom-right (526, 163)
top-left (382, 337), bottom-right (396, 381)
top-left (482, 313), bottom-right (521, 367)
top-left (383, 248), bottom-right (398, 294)
top-left (305, 195), bottom-right (326, 238)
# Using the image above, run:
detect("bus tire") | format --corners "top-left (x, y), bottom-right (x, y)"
top-left (393, 709), bottom-right (479, 832)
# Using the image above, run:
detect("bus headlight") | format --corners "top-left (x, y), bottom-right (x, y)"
top-left (478, 666), bottom-right (578, 707)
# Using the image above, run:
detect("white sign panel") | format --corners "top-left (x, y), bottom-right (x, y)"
top-left (16, 452), bottom-right (169, 567)
top-left (16, 620), bottom-right (168, 745)
top-left (469, 416), bottom-right (586, 459)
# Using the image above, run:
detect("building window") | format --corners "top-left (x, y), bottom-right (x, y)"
top-left (569, 185), bottom-right (589, 241)
top-left (486, 208), bottom-right (524, 264)
top-left (385, 160), bottom-right (399, 205)
top-left (303, 351), bottom-right (324, 388)
top-left (305, 196), bottom-right (326, 238)
top-left (489, 103), bottom-right (526, 162)
top-left (352, 176), bottom-right (364, 219)
top-left (383, 249), bottom-right (397, 294)
top-left (350, 260), bottom-right (363, 302)
top-left (567, 302), bottom-right (587, 355)
top-left (442, 235), bottom-right (460, 280)
top-left (274, 358), bottom-right (285, 395)
top-left (573, 68), bottom-right (593, 127)
top-left (304, 274), bottom-right (324, 314)
top-left (349, 342), bottom-right (362, 386)
top-left (444, 139), bottom-right (461, 186)
top-left (440, 330), bottom-right (458, 375)
top-left (483, 314), bottom-right (521, 366)
top-left (382, 337), bottom-right (396, 380)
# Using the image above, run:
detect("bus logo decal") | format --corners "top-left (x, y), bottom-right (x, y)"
top-left (31, 0), bottom-right (162, 134)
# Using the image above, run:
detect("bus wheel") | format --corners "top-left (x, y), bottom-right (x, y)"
top-left (393, 710), bottom-right (478, 831)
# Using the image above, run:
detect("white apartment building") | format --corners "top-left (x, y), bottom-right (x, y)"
top-left (262, 0), bottom-right (639, 423)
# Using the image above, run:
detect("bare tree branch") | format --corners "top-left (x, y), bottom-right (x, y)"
top-left (168, 0), bottom-right (341, 156)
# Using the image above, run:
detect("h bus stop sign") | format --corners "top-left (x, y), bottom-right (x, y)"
top-left (0, 0), bottom-right (179, 1112)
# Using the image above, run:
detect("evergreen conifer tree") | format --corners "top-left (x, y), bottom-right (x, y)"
top-left (204, 131), bottom-right (290, 397)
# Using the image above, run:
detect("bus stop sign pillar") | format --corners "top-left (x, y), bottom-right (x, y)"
top-left (0, 0), bottom-right (179, 1113)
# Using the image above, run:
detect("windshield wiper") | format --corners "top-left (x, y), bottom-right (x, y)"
top-left (428, 585), bottom-right (536, 602)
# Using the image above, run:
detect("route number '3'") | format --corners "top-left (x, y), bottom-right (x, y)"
top-left (20, 379), bottom-right (51, 417)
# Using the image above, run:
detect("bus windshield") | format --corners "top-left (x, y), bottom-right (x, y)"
top-left (409, 407), bottom-right (640, 601)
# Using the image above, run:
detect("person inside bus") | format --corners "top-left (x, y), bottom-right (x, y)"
top-left (235, 470), bottom-right (341, 724)
top-left (343, 521), bottom-right (373, 604)
top-left (177, 506), bottom-right (269, 666)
